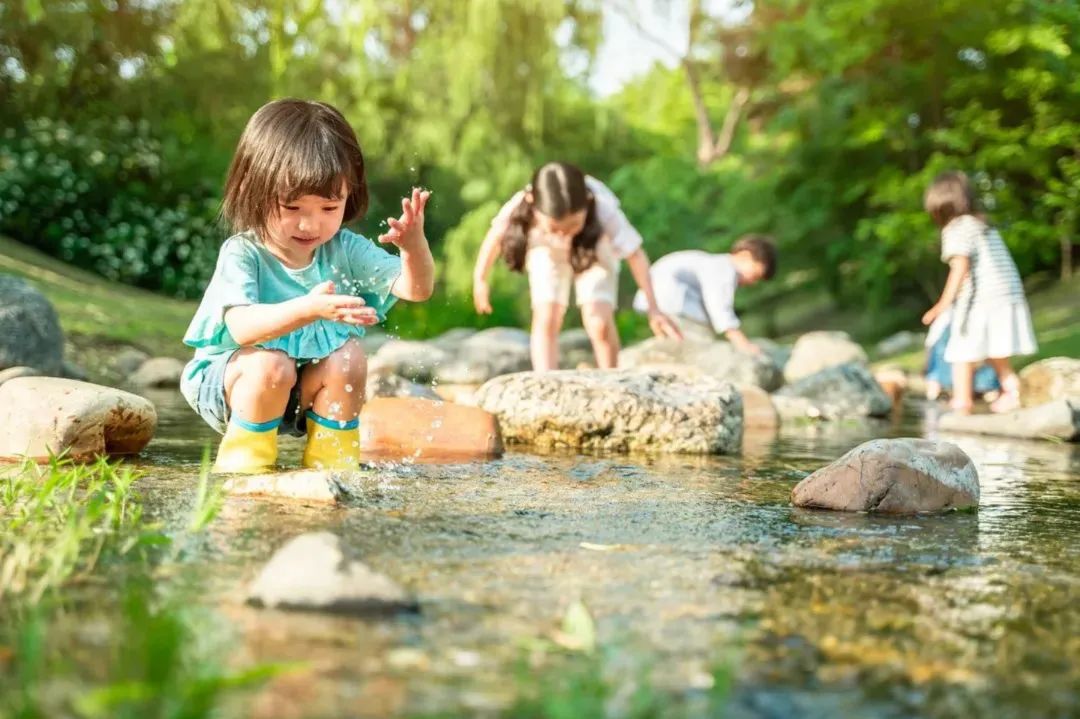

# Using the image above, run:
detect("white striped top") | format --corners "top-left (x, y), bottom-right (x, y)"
top-left (941, 215), bottom-right (1025, 309)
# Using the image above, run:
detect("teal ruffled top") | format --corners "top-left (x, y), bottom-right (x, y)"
top-left (181, 229), bottom-right (402, 390)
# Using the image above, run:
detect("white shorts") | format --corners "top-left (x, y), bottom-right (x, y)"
top-left (944, 301), bottom-right (1038, 363)
top-left (525, 241), bottom-right (619, 308)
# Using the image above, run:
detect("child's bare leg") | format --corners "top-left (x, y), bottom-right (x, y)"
top-left (530, 302), bottom-right (566, 371)
top-left (581, 301), bottom-right (620, 369)
top-left (950, 361), bottom-right (974, 413)
top-left (987, 356), bottom-right (1021, 412)
top-left (224, 348), bottom-right (296, 421)
top-left (300, 338), bottom-right (368, 422)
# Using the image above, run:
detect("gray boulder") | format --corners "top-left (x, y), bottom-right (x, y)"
top-left (0, 274), bottom-right (64, 376)
top-left (774, 362), bottom-right (892, 420)
top-left (365, 365), bottom-right (440, 400)
top-left (939, 399), bottom-right (1079, 442)
top-left (247, 532), bottom-right (416, 614)
top-left (371, 339), bottom-right (449, 383)
top-left (475, 368), bottom-right (742, 454)
top-left (619, 337), bottom-right (782, 390)
top-left (129, 357), bottom-right (185, 388)
top-left (113, 348), bottom-right (150, 376)
top-left (784, 330), bottom-right (868, 384)
top-left (434, 326), bottom-right (532, 384)
top-left (559, 328), bottom-right (595, 369)
top-left (792, 438), bottom-right (979, 514)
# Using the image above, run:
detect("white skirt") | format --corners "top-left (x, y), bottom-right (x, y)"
top-left (944, 300), bottom-right (1038, 363)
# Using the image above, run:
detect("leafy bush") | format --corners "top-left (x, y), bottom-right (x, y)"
top-left (0, 119), bottom-right (221, 298)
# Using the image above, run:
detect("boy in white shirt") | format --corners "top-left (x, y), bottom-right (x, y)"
top-left (633, 235), bottom-right (777, 354)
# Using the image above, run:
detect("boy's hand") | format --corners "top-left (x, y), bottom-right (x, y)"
top-left (378, 188), bottom-right (431, 252)
top-left (922, 304), bottom-right (943, 326)
top-left (306, 280), bottom-right (379, 325)
top-left (473, 279), bottom-right (493, 314)
top-left (648, 309), bottom-right (683, 341)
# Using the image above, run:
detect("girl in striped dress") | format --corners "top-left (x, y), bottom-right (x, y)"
top-left (921, 171), bottom-right (1038, 414)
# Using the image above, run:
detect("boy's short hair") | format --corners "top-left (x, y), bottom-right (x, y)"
top-left (731, 234), bottom-right (778, 280)
top-left (924, 171), bottom-right (976, 228)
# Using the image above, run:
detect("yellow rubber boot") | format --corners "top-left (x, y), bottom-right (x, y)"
top-left (212, 417), bottom-right (280, 474)
top-left (301, 411), bottom-right (360, 470)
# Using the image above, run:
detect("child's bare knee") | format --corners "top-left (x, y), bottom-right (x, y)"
top-left (582, 309), bottom-right (614, 339)
top-left (325, 339), bottom-right (368, 382)
top-left (250, 350), bottom-right (297, 388)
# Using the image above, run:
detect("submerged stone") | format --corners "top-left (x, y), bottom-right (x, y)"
top-left (0, 377), bottom-right (156, 462)
top-left (247, 532), bottom-right (416, 614)
top-left (475, 368), bottom-right (742, 454)
top-left (223, 469), bottom-right (352, 503)
top-left (792, 438), bottom-right (979, 514)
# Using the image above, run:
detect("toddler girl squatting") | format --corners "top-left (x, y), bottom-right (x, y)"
top-left (180, 99), bottom-right (435, 473)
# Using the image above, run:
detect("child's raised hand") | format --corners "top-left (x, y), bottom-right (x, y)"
top-left (305, 280), bottom-right (379, 326)
top-left (473, 279), bottom-right (493, 314)
top-left (378, 188), bottom-right (431, 251)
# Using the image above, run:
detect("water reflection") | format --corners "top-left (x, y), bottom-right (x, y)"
top-left (125, 391), bottom-right (1080, 717)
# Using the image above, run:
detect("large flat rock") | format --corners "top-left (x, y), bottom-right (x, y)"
top-left (474, 368), bottom-right (742, 454)
top-left (939, 399), bottom-right (1079, 442)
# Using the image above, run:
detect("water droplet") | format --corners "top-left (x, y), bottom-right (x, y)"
top-left (345, 383), bottom-right (354, 393)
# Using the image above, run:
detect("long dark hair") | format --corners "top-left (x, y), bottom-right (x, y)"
top-left (501, 162), bottom-right (603, 274)
top-left (221, 98), bottom-right (369, 240)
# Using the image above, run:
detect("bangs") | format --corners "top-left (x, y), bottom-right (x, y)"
top-left (276, 124), bottom-right (355, 201)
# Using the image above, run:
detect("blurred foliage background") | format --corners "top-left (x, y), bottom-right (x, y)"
top-left (1, 0), bottom-right (1076, 342)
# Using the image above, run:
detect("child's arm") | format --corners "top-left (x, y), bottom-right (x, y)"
top-left (723, 328), bottom-right (761, 355)
top-left (472, 226), bottom-right (503, 314)
top-left (625, 248), bottom-right (683, 340)
top-left (922, 256), bottom-right (970, 325)
top-left (224, 281), bottom-right (377, 346)
top-left (380, 188), bottom-right (435, 302)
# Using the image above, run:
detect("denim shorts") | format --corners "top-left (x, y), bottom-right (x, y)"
top-left (180, 351), bottom-right (309, 437)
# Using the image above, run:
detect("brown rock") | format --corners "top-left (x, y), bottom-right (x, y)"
top-left (0, 377), bottom-right (157, 462)
top-left (360, 397), bottom-right (503, 460)
top-left (791, 438), bottom-right (979, 514)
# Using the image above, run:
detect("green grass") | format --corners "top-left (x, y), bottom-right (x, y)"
top-left (0, 236), bottom-right (194, 357)
top-left (0, 456), bottom-right (279, 719)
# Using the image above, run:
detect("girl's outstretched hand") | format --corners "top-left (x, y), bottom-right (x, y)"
top-left (647, 309), bottom-right (684, 341)
top-left (473, 278), bottom-right (493, 314)
top-left (378, 188), bottom-right (431, 251)
top-left (306, 280), bottom-right (379, 325)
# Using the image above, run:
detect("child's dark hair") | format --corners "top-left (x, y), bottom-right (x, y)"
top-left (924, 171), bottom-right (977, 228)
top-left (501, 162), bottom-right (603, 274)
top-left (731, 234), bottom-right (778, 280)
top-left (222, 98), bottom-right (369, 239)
